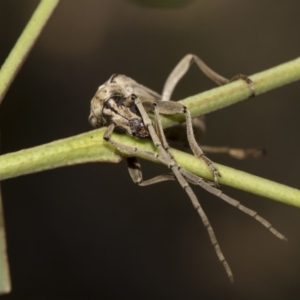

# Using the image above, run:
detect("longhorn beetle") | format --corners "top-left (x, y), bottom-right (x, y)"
top-left (89, 54), bottom-right (286, 281)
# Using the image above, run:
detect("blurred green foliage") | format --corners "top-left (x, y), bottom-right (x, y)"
top-left (128, 0), bottom-right (194, 8)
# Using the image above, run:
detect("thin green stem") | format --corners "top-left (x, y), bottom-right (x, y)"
top-left (159, 57), bottom-right (300, 127)
top-left (0, 0), bottom-right (60, 104)
top-left (0, 185), bottom-right (10, 295)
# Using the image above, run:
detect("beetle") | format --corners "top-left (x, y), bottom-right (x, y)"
top-left (89, 54), bottom-right (286, 281)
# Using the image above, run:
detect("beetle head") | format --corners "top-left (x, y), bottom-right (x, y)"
top-left (89, 78), bottom-right (149, 139)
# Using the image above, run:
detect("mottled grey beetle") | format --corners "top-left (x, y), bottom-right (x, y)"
top-left (89, 54), bottom-right (286, 281)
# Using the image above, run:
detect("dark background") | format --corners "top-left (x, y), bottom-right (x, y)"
top-left (1, 0), bottom-right (300, 299)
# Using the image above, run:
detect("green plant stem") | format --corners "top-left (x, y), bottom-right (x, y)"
top-left (0, 0), bottom-right (60, 294)
top-left (0, 127), bottom-right (300, 208)
top-left (0, 0), bottom-right (60, 105)
top-left (0, 185), bottom-right (10, 295)
top-left (159, 56), bottom-right (300, 127)
top-left (0, 58), bottom-right (300, 211)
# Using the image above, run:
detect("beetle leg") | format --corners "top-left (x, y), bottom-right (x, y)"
top-left (162, 54), bottom-right (254, 101)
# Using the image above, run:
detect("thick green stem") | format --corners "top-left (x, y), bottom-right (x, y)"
top-left (0, 58), bottom-right (300, 220)
top-left (0, 128), bottom-right (300, 209)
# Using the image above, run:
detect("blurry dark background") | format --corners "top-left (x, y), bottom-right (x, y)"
top-left (0, 0), bottom-right (300, 299)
